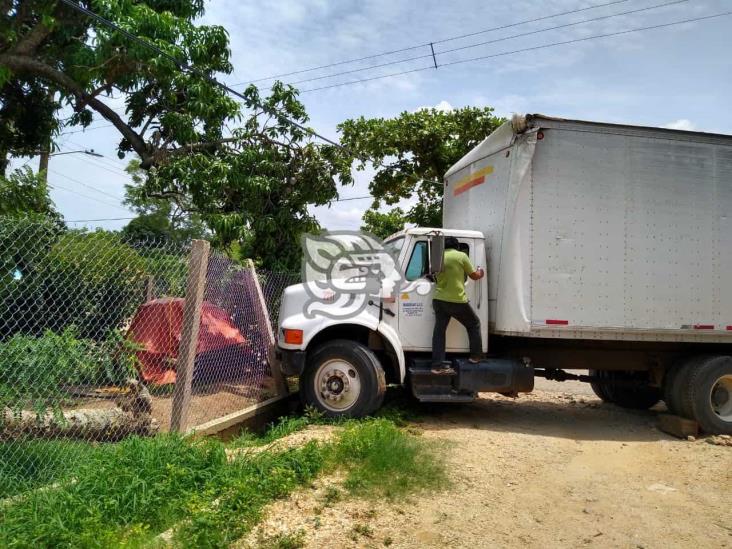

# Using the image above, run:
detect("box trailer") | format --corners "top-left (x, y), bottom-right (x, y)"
top-left (275, 114), bottom-right (732, 435)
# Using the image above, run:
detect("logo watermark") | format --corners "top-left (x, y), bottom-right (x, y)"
top-left (301, 231), bottom-right (431, 319)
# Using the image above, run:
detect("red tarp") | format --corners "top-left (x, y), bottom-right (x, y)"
top-left (127, 297), bottom-right (247, 385)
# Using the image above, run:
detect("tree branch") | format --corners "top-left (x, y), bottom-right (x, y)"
top-left (0, 53), bottom-right (151, 165)
top-left (12, 20), bottom-right (53, 56)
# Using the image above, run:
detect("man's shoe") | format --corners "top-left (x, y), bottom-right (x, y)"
top-left (431, 362), bottom-right (456, 376)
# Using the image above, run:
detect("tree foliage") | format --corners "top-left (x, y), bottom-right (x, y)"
top-left (0, 165), bottom-right (61, 221)
top-left (143, 84), bottom-right (352, 270)
top-left (0, 0), bottom-right (238, 171)
top-left (121, 159), bottom-right (206, 244)
top-left (1, 2), bottom-right (354, 269)
top-left (339, 106), bottom-right (504, 228)
top-left (361, 207), bottom-right (406, 240)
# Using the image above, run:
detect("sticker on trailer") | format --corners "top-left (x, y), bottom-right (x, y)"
top-left (453, 165), bottom-right (494, 196)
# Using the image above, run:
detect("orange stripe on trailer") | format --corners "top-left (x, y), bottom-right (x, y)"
top-left (454, 175), bottom-right (485, 196)
top-left (453, 165), bottom-right (494, 196)
top-left (693, 324), bottom-right (715, 330)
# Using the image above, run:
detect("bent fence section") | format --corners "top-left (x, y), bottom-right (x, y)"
top-left (0, 218), bottom-right (299, 499)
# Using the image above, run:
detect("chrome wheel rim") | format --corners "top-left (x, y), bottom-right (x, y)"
top-left (314, 359), bottom-right (361, 412)
top-left (710, 374), bottom-right (732, 422)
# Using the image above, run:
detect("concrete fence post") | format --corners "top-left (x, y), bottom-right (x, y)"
top-left (170, 239), bottom-right (210, 433)
top-left (247, 259), bottom-right (289, 396)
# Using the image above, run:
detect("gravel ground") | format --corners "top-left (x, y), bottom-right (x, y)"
top-left (238, 380), bottom-right (731, 549)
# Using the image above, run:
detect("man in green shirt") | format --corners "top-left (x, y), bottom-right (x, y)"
top-left (431, 236), bottom-right (485, 375)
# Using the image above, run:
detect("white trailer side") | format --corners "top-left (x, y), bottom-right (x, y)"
top-left (444, 114), bottom-right (732, 343)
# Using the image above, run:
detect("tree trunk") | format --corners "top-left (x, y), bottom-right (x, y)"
top-left (0, 407), bottom-right (159, 442)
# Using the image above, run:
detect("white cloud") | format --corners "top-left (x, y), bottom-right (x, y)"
top-left (414, 100), bottom-right (454, 112)
top-left (662, 119), bottom-right (696, 131)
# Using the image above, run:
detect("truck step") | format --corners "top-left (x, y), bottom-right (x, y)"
top-left (414, 392), bottom-right (476, 403)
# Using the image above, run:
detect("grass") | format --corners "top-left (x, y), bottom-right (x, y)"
top-left (0, 438), bottom-right (97, 498)
top-left (0, 410), bottom-right (444, 548)
top-left (335, 418), bottom-right (446, 499)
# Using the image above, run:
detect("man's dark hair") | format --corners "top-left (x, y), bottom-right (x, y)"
top-left (445, 236), bottom-right (460, 250)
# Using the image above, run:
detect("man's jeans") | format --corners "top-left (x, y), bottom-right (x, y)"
top-left (431, 298), bottom-right (483, 367)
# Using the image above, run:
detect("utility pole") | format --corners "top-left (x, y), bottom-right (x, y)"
top-left (36, 148), bottom-right (104, 182)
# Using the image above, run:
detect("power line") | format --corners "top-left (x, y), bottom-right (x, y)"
top-left (334, 195), bottom-right (372, 202)
top-left (58, 0), bottom-right (344, 150)
top-left (301, 10), bottom-right (732, 93)
top-left (63, 195), bottom-right (375, 223)
top-left (240, 0), bottom-right (632, 85)
top-left (49, 168), bottom-right (125, 202)
top-left (61, 123), bottom-right (115, 135)
top-left (278, 0), bottom-right (687, 89)
top-left (48, 182), bottom-right (129, 210)
top-left (66, 216), bottom-right (136, 223)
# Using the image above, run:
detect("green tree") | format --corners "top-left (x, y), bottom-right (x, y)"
top-left (1, 3), bottom-right (353, 268)
top-left (0, 0), bottom-right (238, 170)
top-left (143, 84), bottom-right (352, 270)
top-left (339, 106), bottom-right (504, 228)
top-left (0, 165), bottom-right (61, 221)
top-left (121, 160), bottom-right (206, 244)
top-left (361, 207), bottom-right (406, 240)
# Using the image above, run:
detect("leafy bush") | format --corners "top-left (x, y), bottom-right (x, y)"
top-left (138, 248), bottom-right (189, 298)
top-left (0, 327), bottom-right (138, 410)
top-left (40, 231), bottom-right (149, 339)
top-left (0, 217), bottom-right (62, 338)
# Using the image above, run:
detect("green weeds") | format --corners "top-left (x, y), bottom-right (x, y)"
top-left (0, 411), bottom-right (444, 548)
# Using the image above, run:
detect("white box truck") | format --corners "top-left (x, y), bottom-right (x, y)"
top-left (275, 114), bottom-right (732, 434)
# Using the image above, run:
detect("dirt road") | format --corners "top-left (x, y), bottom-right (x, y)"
top-left (244, 380), bottom-right (731, 548)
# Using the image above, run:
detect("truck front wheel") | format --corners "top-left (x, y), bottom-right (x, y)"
top-left (300, 339), bottom-right (386, 418)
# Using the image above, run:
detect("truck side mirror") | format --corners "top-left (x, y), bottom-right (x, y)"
top-left (428, 234), bottom-right (445, 276)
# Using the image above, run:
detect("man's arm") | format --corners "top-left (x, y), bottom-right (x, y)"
top-left (462, 253), bottom-right (484, 280)
top-left (468, 267), bottom-right (485, 280)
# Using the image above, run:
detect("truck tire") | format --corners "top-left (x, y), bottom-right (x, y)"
top-left (667, 355), bottom-right (711, 419)
top-left (687, 356), bottom-right (732, 435)
top-left (300, 339), bottom-right (386, 419)
top-left (589, 370), bottom-right (614, 402)
top-left (603, 371), bottom-right (661, 410)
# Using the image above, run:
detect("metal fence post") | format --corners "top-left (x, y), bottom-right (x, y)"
top-left (170, 239), bottom-right (210, 433)
top-left (247, 259), bottom-right (289, 396)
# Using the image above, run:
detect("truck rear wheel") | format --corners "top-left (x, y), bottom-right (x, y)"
top-left (300, 339), bottom-right (386, 419)
top-left (687, 356), bottom-right (732, 435)
top-left (589, 370), bottom-right (614, 402)
top-left (594, 371), bottom-right (661, 410)
top-left (665, 355), bottom-right (711, 418)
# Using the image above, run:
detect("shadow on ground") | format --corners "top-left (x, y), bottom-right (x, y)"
top-left (381, 384), bottom-right (673, 443)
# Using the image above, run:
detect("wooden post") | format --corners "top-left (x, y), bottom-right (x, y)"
top-left (247, 259), bottom-right (288, 396)
top-left (145, 275), bottom-right (155, 301)
top-left (170, 239), bottom-right (210, 433)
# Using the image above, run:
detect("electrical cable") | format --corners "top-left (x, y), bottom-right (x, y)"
top-left (48, 182), bottom-right (129, 210)
top-left (48, 168), bottom-right (125, 202)
top-left (276, 0), bottom-right (688, 89)
top-left (300, 10), bottom-right (732, 93)
top-left (240, 0), bottom-right (633, 84)
top-left (58, 0), bottom-right (344, 150)
top-left (65, 216), bottom-right (137, 223)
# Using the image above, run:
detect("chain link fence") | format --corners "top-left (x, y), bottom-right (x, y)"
top-left (0, 217), bottom-right (299, 499)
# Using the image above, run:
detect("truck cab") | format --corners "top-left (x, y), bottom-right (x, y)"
top-left (275, 227), bottom-right (531, 417)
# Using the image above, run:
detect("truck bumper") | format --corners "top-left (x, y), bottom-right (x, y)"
top-left (276, 347), bottom-right (307, 376)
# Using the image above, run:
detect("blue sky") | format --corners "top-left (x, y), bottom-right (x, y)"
top-left (10, 0), bottom-right (732, 231)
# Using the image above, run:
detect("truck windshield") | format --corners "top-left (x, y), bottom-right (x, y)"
top-left (383, 236), bottom-right (405, 259)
